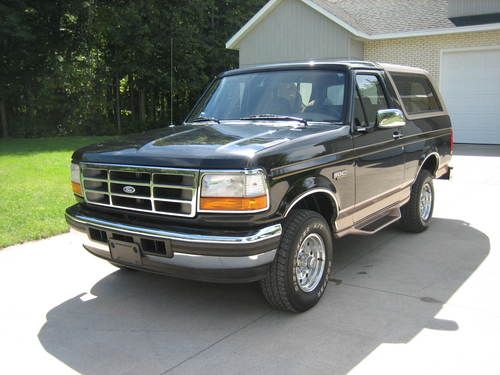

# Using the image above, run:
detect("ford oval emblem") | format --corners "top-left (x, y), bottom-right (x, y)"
top-left (123, 185), bottom-right (136, 194)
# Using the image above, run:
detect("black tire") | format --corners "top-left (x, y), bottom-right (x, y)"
top-left (399, 169), bottom-right (434, 233)
top-left (260, 209), bottom-right (333, 312)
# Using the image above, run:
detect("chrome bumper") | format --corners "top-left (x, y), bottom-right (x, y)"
top-left (66, 207), bottom-right (281, 273)
top-left (67, 211), bottom-right (282, 244)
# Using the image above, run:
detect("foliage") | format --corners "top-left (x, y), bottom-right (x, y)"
top-left (0, 0), bottom-right (266, 138)
top-left (0, 136), bottom-right (110, 248)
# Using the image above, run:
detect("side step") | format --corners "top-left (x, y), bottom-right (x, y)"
top-left (351, 207), bottom-right (401, 235)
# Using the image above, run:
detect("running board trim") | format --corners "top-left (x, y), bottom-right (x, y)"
top-left (349, 207), bottom-right (401, 235)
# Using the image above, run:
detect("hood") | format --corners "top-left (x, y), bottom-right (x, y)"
top-left (73, 122), bottom-right (345, 169)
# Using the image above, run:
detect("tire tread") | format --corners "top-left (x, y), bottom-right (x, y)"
top-left (399, 170), bottom-right (433, 233)
top-left (260, 209), bottom-right (328, 312)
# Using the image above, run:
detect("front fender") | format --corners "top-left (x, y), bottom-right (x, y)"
top-left (276, 173), bottom-right (339, 217)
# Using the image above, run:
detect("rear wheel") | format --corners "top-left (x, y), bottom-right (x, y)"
top-left (399, 170), bottom-right (434, 233)
top-left (260, 209), bottom-right (333, 312)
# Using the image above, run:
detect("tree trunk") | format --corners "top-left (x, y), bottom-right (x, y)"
top-left (129, 76), bottom-right (135, 121)
top-left (114, 76), bottom-right (121, 133)
top-left (138, 88), bottom-right (146, 123)
top-left (0, 98), bottom-right (7, 138)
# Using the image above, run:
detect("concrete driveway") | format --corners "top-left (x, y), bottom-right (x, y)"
top-left (1, 145), bottom-right (499, 375)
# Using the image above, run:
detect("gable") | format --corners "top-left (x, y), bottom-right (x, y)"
top-left (227, 0), bottom-right (500, 49)
top-left (237, 0), bottom-right (363, 66)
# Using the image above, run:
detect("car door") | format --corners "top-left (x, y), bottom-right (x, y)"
top-left (352, 72), bottom-right (405, 222)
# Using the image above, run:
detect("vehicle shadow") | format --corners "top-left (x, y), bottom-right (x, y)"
top-left (453, 143), bottom-right (500, 157)
top-left (38, 218), bottom-right (489, 374)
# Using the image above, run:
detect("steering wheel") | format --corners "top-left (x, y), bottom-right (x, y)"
top-left (303, 103), bottom-right (341, 121)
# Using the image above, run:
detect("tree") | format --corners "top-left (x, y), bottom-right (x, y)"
top-left (0, 0), bottom-right (267, 137)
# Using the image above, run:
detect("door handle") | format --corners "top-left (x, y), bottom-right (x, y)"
top-left (393, 130), bottom-right (403, 140)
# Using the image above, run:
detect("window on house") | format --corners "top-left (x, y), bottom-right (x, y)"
top-left (299, 82), bottom-right (312, 106)
top-left (326, 84), bottom-right (344, 105)
top-left (391, 73), bottom-right (442, 115)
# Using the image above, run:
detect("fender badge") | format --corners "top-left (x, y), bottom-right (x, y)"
top-left (333, 170), bottom-right (348, 180)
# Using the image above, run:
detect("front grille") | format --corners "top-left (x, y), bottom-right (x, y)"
top-left (81, 163), bottom-right (199, 217)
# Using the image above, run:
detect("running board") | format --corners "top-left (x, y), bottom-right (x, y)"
top-left (351, 207), bottom-right (401, 235)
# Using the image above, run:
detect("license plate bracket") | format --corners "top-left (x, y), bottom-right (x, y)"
top-left (109, 239), bottom-right (142, 266)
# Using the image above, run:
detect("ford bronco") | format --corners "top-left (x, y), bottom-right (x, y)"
top-left (66, 61), bottom-right (452, 312)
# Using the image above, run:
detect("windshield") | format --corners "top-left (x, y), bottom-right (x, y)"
top-left (187, 69), bottom-right (347, 123)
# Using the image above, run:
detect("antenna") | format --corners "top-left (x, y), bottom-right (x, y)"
top-left (170, 37), bottom-right (174, 126)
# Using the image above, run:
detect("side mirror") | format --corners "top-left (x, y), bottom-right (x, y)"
top-left (377, 109), bottom-right (406, 129)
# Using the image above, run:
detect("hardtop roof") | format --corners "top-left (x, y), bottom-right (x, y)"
top-left (220, 61), bottom-right (429, 77)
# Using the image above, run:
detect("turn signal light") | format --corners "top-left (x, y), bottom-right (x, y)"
top-left (200, 195), bottom-right (268, 211)
top-left (72, 182), bottom-right (83, 196)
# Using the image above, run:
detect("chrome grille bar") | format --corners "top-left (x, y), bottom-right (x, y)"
top-left (80, 163), bottom-right (199, 217)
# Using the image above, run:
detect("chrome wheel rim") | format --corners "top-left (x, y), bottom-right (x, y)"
top-left (295, 233), bottom-right (326, 293)
top-left (419, 182), bottom-right (433, 221)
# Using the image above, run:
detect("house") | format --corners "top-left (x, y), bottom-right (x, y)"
top-left (226, 0), bottom-right (500, 144)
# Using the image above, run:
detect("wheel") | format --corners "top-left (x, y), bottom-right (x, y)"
top-left (399, 169), bottom-right (434, 233)
top-left (260, 209), bottom-right (333, 312)
top-left (108, 261), bottom-right (136, 271)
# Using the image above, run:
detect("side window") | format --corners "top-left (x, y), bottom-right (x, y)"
top-left (355, 74), bottom-right (388, 126)
top-left (353, 89), bottom-right (367, 127)
top-left (391, 73), bottom-right (442, 115)
top-left (299, 82), bottom-right (312, 106)
top-left (326, 84), bottom-right (344, 105)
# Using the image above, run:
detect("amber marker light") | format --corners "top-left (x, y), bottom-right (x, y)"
top-left (200, 195), bottom-right (268, 211)
top-left (199, 171), bottom-right (269, 212)
top-left (71, 181), bottom-right (83, 196)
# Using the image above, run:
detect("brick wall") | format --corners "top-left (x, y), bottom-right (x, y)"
top-left (364, 30), bottom-right (500, 82)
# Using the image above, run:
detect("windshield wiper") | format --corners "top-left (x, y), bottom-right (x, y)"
top-left (190, 116), bottom-right (220, 124)
top-left (240, 114), bottom-right (308, 127)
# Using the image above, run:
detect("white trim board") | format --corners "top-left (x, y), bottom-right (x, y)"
top-left (226, 0), bottom-right (500, 49)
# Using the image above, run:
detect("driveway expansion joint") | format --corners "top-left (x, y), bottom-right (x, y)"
top-left (160, 310), bottom-right (272, 374)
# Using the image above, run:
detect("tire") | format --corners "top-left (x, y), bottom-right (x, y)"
top-left (399, 169), bottom-right (434, 233)
top-left (260, 209), bottom-right (333, 312)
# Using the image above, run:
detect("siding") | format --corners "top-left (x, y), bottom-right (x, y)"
top-left (364, 30), bottom-right (500, 83)
top-left (238, 0), bottom-right (363, 67)
top-left (448, 0), bottom-right (500, 18)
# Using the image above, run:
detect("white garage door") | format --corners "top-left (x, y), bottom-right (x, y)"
top-left (441, 47), bottom-right (500, 144)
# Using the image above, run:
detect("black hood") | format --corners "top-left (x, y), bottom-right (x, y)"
top-left (73, 122), bottom-right (348, 169)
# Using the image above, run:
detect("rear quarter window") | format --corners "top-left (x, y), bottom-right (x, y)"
top-left (390, 73), bottom-right (442, 115)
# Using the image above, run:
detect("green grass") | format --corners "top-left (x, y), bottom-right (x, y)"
top-left (0, 136), bottom-right (110, 248)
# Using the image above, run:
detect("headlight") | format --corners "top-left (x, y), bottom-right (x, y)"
top-left (200, 170), bottom-right (268, 212)
top-left (71, 163), bottom-right (83, 196)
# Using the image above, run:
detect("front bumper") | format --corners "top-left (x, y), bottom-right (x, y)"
top-left (65, 205), bottom-right (281, 283)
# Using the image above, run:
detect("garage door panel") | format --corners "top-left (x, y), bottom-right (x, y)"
top-left (446, 97), bottom-right (500, 113)
top-left (452, 114), bottom-right (498, 143)
top-left (441, 48), bottom-right (500, 144)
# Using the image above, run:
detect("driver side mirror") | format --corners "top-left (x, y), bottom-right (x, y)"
top-left (377, 109), bottom-right (406, 129)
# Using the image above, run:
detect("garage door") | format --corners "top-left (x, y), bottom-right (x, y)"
top-left (441, 47), bottom-right (500, 144)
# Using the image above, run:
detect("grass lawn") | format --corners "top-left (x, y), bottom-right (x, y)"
top-left (0, 136), bottom-right (110, 248)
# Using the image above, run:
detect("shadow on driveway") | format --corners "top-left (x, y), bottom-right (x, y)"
top-left (453, 144), bottom-right (500, 157)
top-left (38, 218), bottom-right (489, 374)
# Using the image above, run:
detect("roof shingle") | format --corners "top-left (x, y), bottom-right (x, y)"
top-left (310, 0), bottom-right (456, 35)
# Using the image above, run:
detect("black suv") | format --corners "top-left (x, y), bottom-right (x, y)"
top-left (66, 61), bottom-right (452, 312)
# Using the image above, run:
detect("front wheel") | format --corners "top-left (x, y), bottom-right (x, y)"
top-left (260, 209), bottom-right (333, 312)
top-left (399, 170), bottom-right (434, 233)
